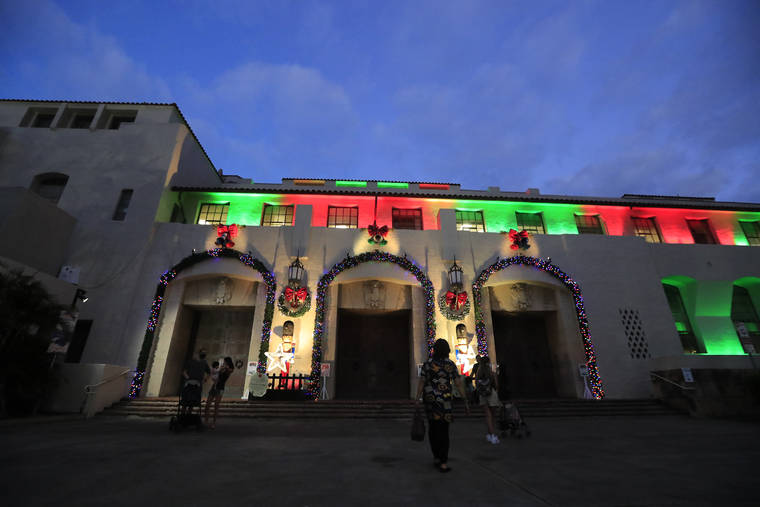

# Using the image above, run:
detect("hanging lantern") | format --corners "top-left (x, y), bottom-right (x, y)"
top-left (448, 259), bottom-right (463, 290)
top-left (288, 256), bottom-right (305, 287)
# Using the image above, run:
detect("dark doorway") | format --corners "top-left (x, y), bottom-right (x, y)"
top-left (183, 309), bottom-right (254, 397)
top-left (491, 313), bottom-right (557, 398)
top-left (336, 309), bottom-right (410, 399)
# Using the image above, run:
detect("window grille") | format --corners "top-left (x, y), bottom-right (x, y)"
top-left (575, 214), bottom-right (604, 234)
top-left (455, 210), bottom-right (485, 232)
top-left (662, 284), bottom-right (704, 353)
top-left (739, 221), bottom-right (760, 246)
top-left (327, 206), bottom-right (358, 229)
top-left (261, 204), bottom-right (294, 227)
top-left (197, 203), bottom-right (229, 225)
top-left (632, 217), bottom-right (662, 243)
top-left (515, 212), bottom-right (545, 234)
top-left (686, 219), bottom-right (717, 244)
top-left (392, 208), bottom-right (423, 230)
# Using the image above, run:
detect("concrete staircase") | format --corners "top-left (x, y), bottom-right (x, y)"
top-left (103, 398), bottom-right (680, 419)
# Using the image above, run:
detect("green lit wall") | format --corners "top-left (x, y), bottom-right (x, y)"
top-left (662, 276), bottom-right (747, 355)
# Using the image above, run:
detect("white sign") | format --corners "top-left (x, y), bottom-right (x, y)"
top-left (320, 362), bottom-right (331, 378)
top-left (578, 364), bottom-right (589, 377)
top-left (681, 368), bottom-right (694, 383)
top-left (247, 361), bottom-right (258, 375)
top-left (417, 364), bottom-right (424, 377)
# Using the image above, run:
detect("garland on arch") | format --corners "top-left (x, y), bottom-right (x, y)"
top-left (128, 248), bottom-right (277, 398)
top-left (438, 291), bottom-right (470, 321)
top-left (307, 250), bottom-right (436, 400)
top-left (277, 286), bottom-right (312, 318)
top-left (472, 255), bottom-right (605, 399)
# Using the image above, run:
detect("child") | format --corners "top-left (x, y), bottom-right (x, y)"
top-left (209, 361), bottom-right (220, 393)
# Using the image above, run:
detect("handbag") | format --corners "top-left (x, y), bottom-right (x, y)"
top-left (411, 407), bottom-right (425, 442)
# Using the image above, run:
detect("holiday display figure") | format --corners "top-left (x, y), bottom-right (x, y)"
top-left (215, 224), bottom-right (238, 248)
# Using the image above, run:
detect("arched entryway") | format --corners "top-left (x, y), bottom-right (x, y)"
top-left (472, 255), bottom-right (604, 399)
top-left (307, 251), bottom-right (436, 400)
top-left (129, 249), bottom-right (276, 398)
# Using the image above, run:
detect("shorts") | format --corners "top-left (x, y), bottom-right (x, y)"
top-left (479, 389), bottom-right (500, 407)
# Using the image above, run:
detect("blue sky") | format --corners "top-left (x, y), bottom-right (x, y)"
top-left (1, 0), bottom-right (758, 202)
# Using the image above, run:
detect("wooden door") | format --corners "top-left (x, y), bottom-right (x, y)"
top-left (336, 309), bottom-right (410, 399)
top-left (492, 313), bottom-right (557, 398)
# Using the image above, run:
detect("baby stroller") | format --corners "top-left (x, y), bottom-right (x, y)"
top-left (169, 380), bottom-right (204, 432)
top-left (498, 402), bottom-right (531, 439)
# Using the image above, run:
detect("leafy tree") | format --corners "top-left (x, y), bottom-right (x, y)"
top-left (0, 266), bottom-right (63, 416)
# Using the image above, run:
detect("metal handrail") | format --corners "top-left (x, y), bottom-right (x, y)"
top-left (649, 372), bottom-right (696, 391)
top-left (84, 368), bottom-right (132, 393)
top-left (82, 368), bottom-right (132, 418)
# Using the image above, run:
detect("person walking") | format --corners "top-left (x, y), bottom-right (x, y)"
top-left (475, 356), bottom-right (500, 444)
top-left (415, 339), bottom-right (469, 473)
top-left (204, 356), bottom-right (234, 429)
top-left (181, 348), bottom-right (210, 415)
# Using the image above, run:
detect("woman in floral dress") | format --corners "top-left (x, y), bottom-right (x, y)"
top-left (415, 338), bottom-right (470, 472)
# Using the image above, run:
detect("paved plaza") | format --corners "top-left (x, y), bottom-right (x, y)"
top-left (1, 413), bottom-right (757, 506)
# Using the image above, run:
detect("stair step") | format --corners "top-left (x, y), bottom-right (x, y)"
top-left (103, 397), bottom-right (679, 419)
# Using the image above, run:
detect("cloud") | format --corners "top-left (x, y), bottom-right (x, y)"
top-left (0, 0), bottom-right (171, 101)
top-left (182, 61), bottom-right (359, 179)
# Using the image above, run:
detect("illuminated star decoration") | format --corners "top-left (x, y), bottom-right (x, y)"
top-left (265, 343), bottom-right (294, 373)
top-left (456, 342), bottom-right (478, 375)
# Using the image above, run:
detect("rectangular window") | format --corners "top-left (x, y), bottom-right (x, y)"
top-left (197, 203), bottom-right (229, 225)
top-left (261, 204), bottom-right (294, 227)
top-left (32, 113), bottom-right (56, 128)
top-left (112, 189), bottom-right (133, 221)
top-left (632, 217), bottom-right (662, 243)
top-left (575, 214), bottom-right (604, 234)
top-left (663, 284), bottom-right (705, 354)
top-left (70, 113), bottom-right (94, 129)
top-left (686, 219), bottom-right (717, 244)
top-left (740, 221), bottom-right (760, 246)
top-left (327, 206), bottom-right (358, 229)
top-left (108, 114), bottom-right (136, 129)
top-left (392, 208), bottom-right (423, 230)
top-left (516, 212), bottom-right (545, 234)
top-left (456, 210), bottom-right (485, 232)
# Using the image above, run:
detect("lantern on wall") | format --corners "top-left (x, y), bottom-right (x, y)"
top-left (278, 257), bottom-right (312, 317)
top-left (448, 259), bottom-right (463, 291)
top-left (288, 256), bottom-right (305, 287)
top-left (439, 259), bottom-right (470, 321)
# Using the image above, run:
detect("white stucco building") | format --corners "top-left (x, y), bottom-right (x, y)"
top-left (1, 100), bottom-right (759, 412)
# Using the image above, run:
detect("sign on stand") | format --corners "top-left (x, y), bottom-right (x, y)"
top-left (320, 362), bottom-right (331, 400)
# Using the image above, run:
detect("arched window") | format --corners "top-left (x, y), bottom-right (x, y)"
top-left (31, 173), bottom-right (69, 204)
top-left (662, 283), bottom-right (704, 354)
top-left (731, 285), bottom-right (760, 353)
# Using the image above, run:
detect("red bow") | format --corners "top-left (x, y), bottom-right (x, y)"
top-left (508, 229), bottom-right (529, 250)
top-left (285, 286), bottom-right (308, 307)
top-left (217, 224), bottom-right (238, 238)
top-left (368, 223), bottom-right (388, 238)
top-left (445, 290), bottom-right (468, 310)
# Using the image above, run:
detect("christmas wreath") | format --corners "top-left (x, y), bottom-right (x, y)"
top-left (277, 286), bottom-right (312, 318)
top-left (438, 290), bottom-right (470, 321)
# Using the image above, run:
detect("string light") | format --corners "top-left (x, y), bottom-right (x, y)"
top-left (306, 250), bottom-right (436, 400)
top-left (472, 254), bottom-right (605, 399)
top-left (129, 248), bottom-right (277, 398)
